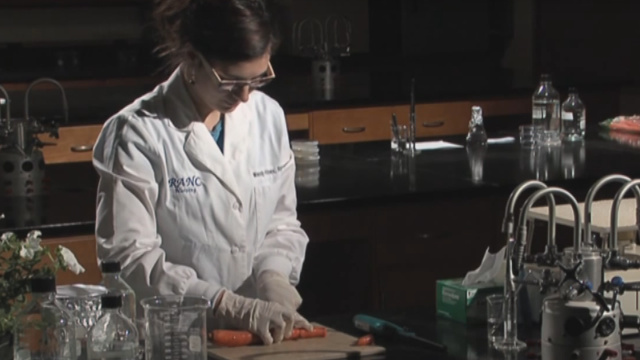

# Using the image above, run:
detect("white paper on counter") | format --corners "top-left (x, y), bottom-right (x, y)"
top-left (414, 140), bottom-right (463, 151)
top-left (487, 136), bottom-right (516, 144)
top-left (461, 246), bottom-right (507, 286)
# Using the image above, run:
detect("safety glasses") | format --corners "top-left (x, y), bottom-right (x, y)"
top-left (196, 51), bottom-right (275, 92)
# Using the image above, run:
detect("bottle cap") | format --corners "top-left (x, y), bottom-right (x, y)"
top-left (101, 260), bottom-right (122, 273)
top-left (30, 277), bottom-right (56, 293)
top-left (101, 294), bottom-right (123, 309)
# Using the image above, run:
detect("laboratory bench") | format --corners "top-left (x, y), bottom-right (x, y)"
top-left (315, 308), bottom-right (640, 360)
top-left (2, 130), bottom-right (640, 316)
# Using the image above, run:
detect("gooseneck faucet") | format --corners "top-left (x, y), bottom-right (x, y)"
top-left (517, 187), bottom-right (582, 266)
top-left (408, 78), bottom-right (416, 155)
top-left (609, 179), bottom-right (640, 270)
top-left (24, 77), bottom-right (69, 124)
top-left (496, 187), bottom-right (581, 352)
top-left (584, 174), bottom-right (640, 249)
top-left (0, 84), bottom-right (11, 133)
top-left (496, 181), bottom-right (556, 352)
top-left (503, 180), bottom-right (557, 270)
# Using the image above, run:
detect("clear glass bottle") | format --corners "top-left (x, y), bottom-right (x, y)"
top-left (88, 294), bottom-right (139, 360)
top-left (561, 87), bottom-right (586, 141)
top-left (466, 105), bottom-right (488, 146)
top-left (100, 260), bottom-right (136, 323)
top-left (466, 106), bottom-right (488, 183)
top-left (13, 277), bottom-right (77, 360)
top-left (532, 74), bottom-right (561, 133)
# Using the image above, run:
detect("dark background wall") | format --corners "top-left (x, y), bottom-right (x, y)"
top-left (0, 0), bottom-right (639, 121)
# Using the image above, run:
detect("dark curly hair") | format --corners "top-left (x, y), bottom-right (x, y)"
top-left (153, 0), bottom-right (281, 67)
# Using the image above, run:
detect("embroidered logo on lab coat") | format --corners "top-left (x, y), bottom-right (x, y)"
top-left (168, 176), bottom-right (203, 193)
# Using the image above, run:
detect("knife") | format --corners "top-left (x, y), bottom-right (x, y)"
top-left (353, 314), bottom-right (447, 353)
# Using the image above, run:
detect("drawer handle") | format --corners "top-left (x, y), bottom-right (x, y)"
top-left (342, 126), bottom-right (366, 134)
top-left (70, 144), bottom-right (94, 152)
top-left (422, 121), bottom-right (445, 128)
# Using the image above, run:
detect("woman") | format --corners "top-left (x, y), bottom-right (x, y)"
top-left (93, 0), bottom-right (311, 345)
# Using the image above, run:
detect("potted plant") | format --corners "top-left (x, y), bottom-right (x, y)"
top-left (0, 230), bottom-right (85, 357)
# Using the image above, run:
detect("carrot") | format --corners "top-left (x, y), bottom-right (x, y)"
top-left (209, 326), bottom-right (328, 347)
top-left (354, 334), bottom-right (375, 346)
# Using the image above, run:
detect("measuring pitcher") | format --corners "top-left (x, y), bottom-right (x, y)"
top-left (141, 295), bottom-right (210, 360)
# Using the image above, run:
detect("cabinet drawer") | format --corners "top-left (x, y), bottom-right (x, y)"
top-left (310, 106), bottom-right (394, 144)
top-left (393, 101), bottom-right (471, 138)
top-left (42, 125), bottom-right (103, 164)
top-left (286, 112), bottom-right (309, 131)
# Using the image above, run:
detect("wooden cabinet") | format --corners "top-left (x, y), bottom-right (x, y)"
top-left (393, 101), bottom-right (471, 138)
top-left (43, 234), bottom-right (102, 286)
top-left (310, 101), bottom-right (473, 145)
top-left (41, 125), bottom-right (103, 165)
top-left (310, 106), bottom-right (395, 144)
top-left (285, 112), bottom-right (309, 131)
top-left (36, 96), bottom-right (528, 164)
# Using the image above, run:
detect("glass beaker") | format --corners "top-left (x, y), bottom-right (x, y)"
top-left (141, 295), bottom-right (210, 360)
top-left (56, 284), bottom-right (108, 360)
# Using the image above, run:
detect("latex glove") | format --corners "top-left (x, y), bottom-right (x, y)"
top-left (257, 270), bottom-right (303, 310)
top-left (214, 290), bottom-right (313, 345)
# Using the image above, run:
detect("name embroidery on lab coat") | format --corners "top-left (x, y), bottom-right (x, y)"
top-left (253, 163), bottom-right (287, 178)
top-left (168, 176), bottom-right (203, 194)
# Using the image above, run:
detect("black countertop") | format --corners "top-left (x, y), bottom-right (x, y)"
top-left (3, 130), bottom-right (640, 237)
top-left (315, 308), bottom-right (640, 360)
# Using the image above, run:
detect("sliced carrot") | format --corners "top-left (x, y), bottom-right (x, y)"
top-left (355, 334), bottom-right (375, 346)
top-left (210, 326), bottom-right (328, 347)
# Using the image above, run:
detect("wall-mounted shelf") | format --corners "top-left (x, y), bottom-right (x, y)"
top-left (0, 0), bottom-right (149, 7)
top-left (0, 76), bottom-right (160, 91)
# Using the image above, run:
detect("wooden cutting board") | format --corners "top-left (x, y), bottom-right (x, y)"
top-left (207, 324), bottom-right (386, 360)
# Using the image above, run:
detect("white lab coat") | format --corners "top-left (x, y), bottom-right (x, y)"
top-left (92, 66), bottom-right (309, 314)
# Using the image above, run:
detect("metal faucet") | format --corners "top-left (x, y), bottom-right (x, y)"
top-left (495, 181), bottom-right (557, 352)
top-left (496, 187), bottom-right (582, 352)
top-left (503, 180), bottom-right (557, 269)
top-left (408, 78), bottom-right (416, 155)
top-left (516, 187), bottom-right (582, 267)
top-left (0, 84), bottom-right (11, 134)
top-left (502, 181), bottom-right (555, 310)
top-left (584, 174), bottom-right (640, 249)
top-left (24, 77), bottom-right (69, 125)
top-left (609, 179), bottom-right (640, 268)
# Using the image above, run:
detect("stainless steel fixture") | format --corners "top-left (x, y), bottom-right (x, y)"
top-left (0, 77), bottom-right (68, 230)
top-left (583, 174), bottom-right (640, 249)
top-left (293, 16), bottom-right (352, 101)
top-left (501, 181), bottom-right (640, 359)
top-left (498, 180), bottom-right (557, 351)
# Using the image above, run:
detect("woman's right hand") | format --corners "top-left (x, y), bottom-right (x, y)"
top-left (214, 290), bottom-right (313, 345)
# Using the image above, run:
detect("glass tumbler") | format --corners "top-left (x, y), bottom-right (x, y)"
top-left (537, 129), bottom-right (562, 147)
top-left (396, 125), bottom-right (409, 153)
top-left (519, 125), bottom-right (543, 148)
top-left (486, 294), bottom-right (504, 347)
top-left (141, 295), bottom-right (210, 360)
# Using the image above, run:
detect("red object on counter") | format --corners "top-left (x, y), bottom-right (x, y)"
top-left (209, 327), bottom-right (328, 347)
top-left (354, 334), bottom-right (375, 346)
